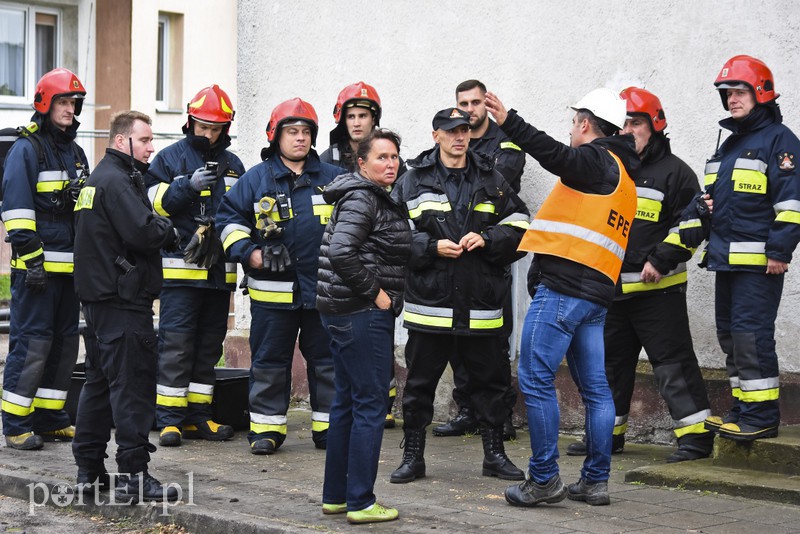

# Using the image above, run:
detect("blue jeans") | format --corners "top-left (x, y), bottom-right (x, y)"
top-left (321, 309), bottom-right (394, 511)
top-left (518, 285), bottom-right (614, 483)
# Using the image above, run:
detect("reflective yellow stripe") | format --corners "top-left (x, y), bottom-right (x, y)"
top-left (732, 387), bottom-right (742, 399)
top-left (247, 278), bottom-right (294, 303)
top-left (403, 310), bottom-right (453, 328)
top-left (187, 392), bottom-right (213, 404)
top-left (739, 388), bottom-right (780, 402)
top-left (312, 420), bottom-right (329, 432)
top-left (621, 269), bottom-right (687, 294)
top-left (44, 260), bottom-right (73, 274)
top-left (473, 202), bottom-right (497, 214)
top-left (250, 422), bottom-right (287, 434)
top-left (148, 183), bottom-right (171, 216)
top-left (250, 412), bottom-right (287, 435)
top-left (19, 247), bottom-right (44, 262)
top-left (406, 193), bottom-right (452, 219)
top-left (469, 308), bottom-right (503, 330)
top-left (200, 189), bottom-right (211, 197)
top-left (674, 421), bottom-right (707, 438)
top-left (729, 253), bottom-right (767, 266)
top-left (74, 186), bottom-right (95, 211)
top-left (156, 394), bottom-right (188, 408)
top-left (613, 422), bottom-right (628, 435)
top-left (500, 141), bottom-right (521, 151)
top-left (312, 204), bottom-right (333, 224)
top-left (2, 208), bottom-right (37, 231)
top-left (704, 161), bottom-right (719, 187)
top-left (226, 262), bottom-right (237, 284)
top-left (2, 399), bottom-right (34, 416)
top-left (635, 197), bottom-right (662, 222)
top-left (409, 201), bottom-right (451, 219)
top-left (776, 211), bottom-right (800, 224)
top-left (32, 397), bottom-right (66, 410)
top-left (704, 173), bottom-right (717, 187)
top-left (222, 229), bottom-right (250, 251)
top-left (163, 268), bottom-right (209, 280)
top-left (13, 251), bottom-right (73, 273)
top-left (729, 242), bottom-right (767, 266)
top-left (36, 170), bottom-right (68, 193)
top-left (664, 230), bottom-right (693, 251)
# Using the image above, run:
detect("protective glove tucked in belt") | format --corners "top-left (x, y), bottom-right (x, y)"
top-left (678, 193), bottom-right (711, 249)
top-left (262, 244), bottom-right (292, 273)
top-left (189, 168), bottom-right (216, 192)
top-left (184, 216), bottom-right (222, 268)
top-left (24, 254), bottom-right (47, 293)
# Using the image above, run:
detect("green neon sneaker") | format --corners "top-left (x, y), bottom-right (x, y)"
top-left (346, 502), bottom-right (399, 524)
top-left (322, 503), bottom-right (346, 515)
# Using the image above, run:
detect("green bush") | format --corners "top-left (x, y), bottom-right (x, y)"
top-left (0, 274), bottom-right (9, 301)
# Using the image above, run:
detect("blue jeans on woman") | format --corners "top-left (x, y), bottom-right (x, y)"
top-left (321, 308), bottom-right (394, 511)
top-left (518, 285), bottom-right (614, 484)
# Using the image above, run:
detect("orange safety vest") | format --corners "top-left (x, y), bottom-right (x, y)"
top-left (519, 150), bottom-right (637, 282)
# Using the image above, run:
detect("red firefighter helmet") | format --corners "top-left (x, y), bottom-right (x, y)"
top-left (619, 86), bottom-right (667, 132)
top-left (266, 98), bottom-right (319, 144)
top-left (714, 55), bottom-right (778, 110)
top-left (187, 85), bottom-right (235, 123)
top-left (34, 68), bottom-right (86, 116)
top-left (332, 81), bottom-right (382, 125)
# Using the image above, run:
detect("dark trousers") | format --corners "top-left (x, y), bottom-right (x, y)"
top-left (247, 306), bottom-right (334, 445)
top-left (156, 287), bottom-right (230, 428)
top-left (72, 301), bottom-right (157, 475)
top-left (2, 273), bottom-right (79, 435)
top-left (715, 271), bottom-right (783, 427)
top-left (403, 331), bottom-right (510, 430)
top-left (604, 291), bottom-right (711, 443)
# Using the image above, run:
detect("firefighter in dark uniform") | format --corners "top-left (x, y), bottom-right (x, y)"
top-left (434, 79), bottom-right (527, 440)
top-left (72, 111), bottom-right (180, 502)
top-left (217, 98), bottom-right (342, 455)
top-left (1, 68), bottom-right (89, 450)
top-left (565, 87), bottom-right (713, 462)
top-left (389, 108), bottom-right (529, 484)
top-left (682, 55), bottom-right (800, 441)
top-left (145, 85), bottom-right (246, 447)
top-left (320, 81), bottom-right (404, 428)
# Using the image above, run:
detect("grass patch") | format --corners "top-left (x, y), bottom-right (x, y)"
top-left (0, 274), bottom-right (9, 301)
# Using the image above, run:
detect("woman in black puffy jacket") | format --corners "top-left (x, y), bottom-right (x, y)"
top-left (316, 129), bottom-right (411, 524)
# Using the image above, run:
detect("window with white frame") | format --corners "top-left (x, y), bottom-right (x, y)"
top-left (156, 13), bottom-right (169, 105)
top-left (0, 3), bottom-right (60, 103)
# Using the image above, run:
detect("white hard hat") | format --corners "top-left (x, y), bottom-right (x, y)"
top-left (570, 88), bottom-right (627, 131)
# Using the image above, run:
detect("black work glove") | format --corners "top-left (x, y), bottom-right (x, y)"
top-left (189, 168), bottom-right (216, 192)
top-left (164, 227), bottom-right (181, 253)
top-left (184, 218), bottom-right (222, 268)
top-left (261, 244), bottom-right (292, 273)
top-left (678, 193), bottom-right (711, 249)
top-left (24, 255), bottom-right (47, 293)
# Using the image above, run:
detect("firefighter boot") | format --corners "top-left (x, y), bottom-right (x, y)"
top-left (666, 432), bottom-right (714, 463)
top-left (432, 406), bottom-right (479, 436)
top-left (481, 426), bottom-right (524, 480)
top-left (115, 471), bottom-right (180, 503)
top-left (566, 434), bottom-right (625, 456)
top-left (40, 426), bottom-right (75, 442)
top-left (5, 432), bottom-right (44, 450)
top-left (159, 426), bottom-right (182, 447)
top-left (75, 467), bottom-right (110, 497)
top-left (183, 420), bottom-right (234, 441)
top-left (390, 429), bottom-right (426, 483)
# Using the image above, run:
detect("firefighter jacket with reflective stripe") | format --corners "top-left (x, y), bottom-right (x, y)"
top-left (469, 119), bottom-right (526, 194)
top-left (500, 109), bottom-right (640, 306)
top-left (216, 152), bottom-right (343, 309)
top-left (144, 135), bottom-right (245, 290)
top-left (74, 149), bottom-right (176, 306)
top-left (703, 105), bottom-right (800, 271)
top-left (392, 147), bottom-right (530, 335)
top-left (616, 135), bottom-right (701, 298)
top-left (1, 117), bottom-right (89, 274)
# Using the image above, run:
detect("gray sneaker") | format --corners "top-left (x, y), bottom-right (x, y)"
top-left (567, 478), bottom-right (610, 506)
top-left (504, 473), bottom-right (567, 507)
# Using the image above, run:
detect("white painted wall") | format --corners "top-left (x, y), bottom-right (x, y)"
top-left (236, 0), bottom-right (800, 373)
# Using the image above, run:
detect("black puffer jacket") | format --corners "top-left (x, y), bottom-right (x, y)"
top-left (316, 172), bottom-right (411, 316)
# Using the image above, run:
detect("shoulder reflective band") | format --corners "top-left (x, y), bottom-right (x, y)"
top-left (499, 141), bottom-right (521, 151)
top-left (74, 186), bottom-right (95, 211)
top-left (732, 158), bottom-right (767, 194)
top-left (162, 257), bottom-right (209, 280)
top-left (403, 302), bottom-right (454, 329)
top-left (499, 212), bottom-right (530, 230)
top-left (2, 208), bottom-right (37, 231)
top-left (473, 201), bottom-right (497, 214)
top-left (147, 182), bottom-right (171, 216)
top-left (704, 161), bottom-right (720, 187)
top-left (728, 241), bottom-right (767, 266)
top-left (406, 192), bottom-right (452, 219)
top-left (246, 277), bottom-right (294, 303)
top-left (224, 176), bottom-right (238, 192)
top-left (35, 170), bottom-right (68, 193)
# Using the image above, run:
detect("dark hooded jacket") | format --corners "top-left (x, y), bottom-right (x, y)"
top-left (316, 172), bottom-right (411, 316)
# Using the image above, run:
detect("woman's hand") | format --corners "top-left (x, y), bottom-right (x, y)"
top-left (375, 288), bottom-right (392, 310)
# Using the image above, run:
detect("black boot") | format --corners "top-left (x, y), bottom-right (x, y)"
top-left (481, 426), bottom-right (524, 480)
top-left (432, 406), bottom-right (479, 437)
top-left (114, 471), bottom-right (180, 503)
top-left (390, 429), bottom-right (426, 484)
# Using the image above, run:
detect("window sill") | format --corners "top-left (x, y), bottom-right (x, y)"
top-left (0, 103), bottom-right (34, 111)
top-left (155, 106), bottom-right (183, 114)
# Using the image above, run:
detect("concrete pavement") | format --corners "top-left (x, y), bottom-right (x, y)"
top-left (1, 409), bottom-right (799, 533)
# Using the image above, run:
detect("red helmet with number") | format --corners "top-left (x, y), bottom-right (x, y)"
top-left (187, 85), bottom-right (235, 124)
top-left (34, 68), bottom-right (86, 116)
top-left (265, 98), bottom-right (319, 144)
top-left (619, 87), bottom-right (667, 132)
top-left (714, 55), bottom-right (778, 110)
top-left (332, 81), bottom-right (382, 125)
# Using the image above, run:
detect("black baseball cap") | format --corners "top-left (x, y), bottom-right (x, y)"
top-left (432, 107), bottom-right (470, 131)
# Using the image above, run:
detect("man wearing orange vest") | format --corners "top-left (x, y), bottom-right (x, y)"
top-left (485, 88), bottom-right (639, 507)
